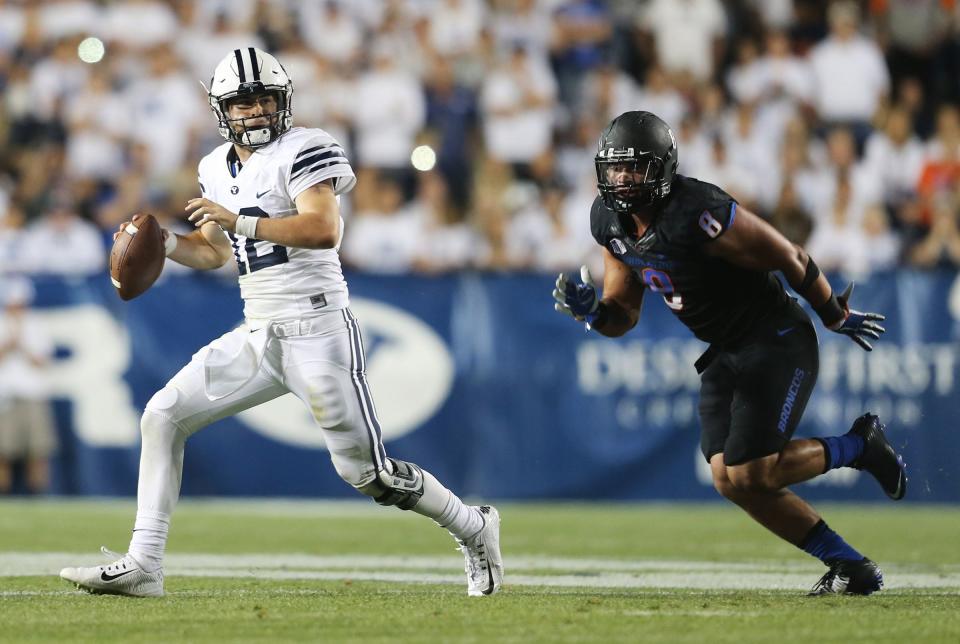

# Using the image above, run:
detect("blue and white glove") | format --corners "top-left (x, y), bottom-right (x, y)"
top-left (553, 266), bottom-right (600, 327)
top-left (828, 283), bottom-right (886, 351)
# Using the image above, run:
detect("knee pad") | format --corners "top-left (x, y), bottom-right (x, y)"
top-left (139, 409), bottom-right (185, 456)
top-left (355, 458), bottom-right (424, 510)
top-left (142, 387), bottom-right (188, 441)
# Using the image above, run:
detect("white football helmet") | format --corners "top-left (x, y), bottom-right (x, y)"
top-left (205, 47), bottom-right (293, 148)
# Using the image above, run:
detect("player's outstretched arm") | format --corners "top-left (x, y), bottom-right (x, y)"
top-left (185, 180), bottom-right (341, 250)
top-left (704, 205), bottom-right (885, 350)
top-left (553, 248), bottom-right (644, 337)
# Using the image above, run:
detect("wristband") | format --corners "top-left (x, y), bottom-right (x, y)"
top-left (163, 231), bottom-right (178, 256)
top-left (798, 255), bottom-right (820, 297)
top-left (586, 302), bottom-right (608, 331)
top-left (814, 293), bottom-right (845, 329)
top-left (234, 215), bottom-right (259, 239)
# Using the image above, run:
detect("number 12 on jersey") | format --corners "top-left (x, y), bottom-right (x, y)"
top-left (228, 207), bottom-right (290, 275)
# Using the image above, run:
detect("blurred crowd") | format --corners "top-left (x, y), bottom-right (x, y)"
top-left (2, 0), bottom-right (960, 281)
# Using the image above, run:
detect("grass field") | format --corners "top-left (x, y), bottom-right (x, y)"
top-left (1, 499), bottom-right (958, 643)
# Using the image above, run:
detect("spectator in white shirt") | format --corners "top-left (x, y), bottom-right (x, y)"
top-left (351, 42), bottom-right (427, 171)
top-left (341, 175), bottom-right (424, 274)
top-left (555, 114), bottom-right (603, 192)
top-left (428, 0), bottom-right (486, 59)
top-left (480, 43), bottom-right (558, 171)
top-left (806, 127), bottom-right (883, 227)
top-left (738, 29), bottom-right (815, 162)
top-left (0, 1), bottom-right (25, 54)
top-left (63, 67), bottom-right (130, 181)
top-left (805, 172), bottom-right (872, 277)
top-left (0, 278), bottom-right (57, 494)
top-left (290, 54), bottom-right (353, 148)
top-left (635, 65), bottom-right (688, 131)
top-left (28, 38), bottom-right (89, 123)
top-left (863, 106), bottom-right (925, 210)
top-left (580, 62), bottom-right (639, 124)
top-left (122, 45), bottom-right (206, 179)
top-left (808, 1), bottom-right (889, 139)
top-left (498, 178), bottom-right (592, 272)
top-left (102, 0), bottom-right (179, 52)
top-left (175, 10), bottom-right (266, 86)
top-left (37, 0), bottom-right (99, 42)
top-left (20, 201), bottom-right (105, 276)
top-left (195, 0), bottom-right (259, 31)
top-left (0, 205), bottom-right (30, 275)
top-left (490, 0), bottom-right (554, 58)
top-left (720, 102), bottom-right (779, 197)
top-left (300, 0), bottom-right (363, 66)
top-left (861, 204), bottom-right (901, 273)
top-left (675, 114), bottom-right (711, 178)
top-left (642, 0), bottom-right (727, 83)
top-left (693, 135), bottom-right (760, 210)
top-left (411, 172), bottom-right (481, 273)
top-left (756, 30), bottom-right (814, 108)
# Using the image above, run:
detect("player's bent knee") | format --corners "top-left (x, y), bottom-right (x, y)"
top-left (726, 466), bottom-right (777, 494)
top-left (712, 476), bottom-right (739, 500)
top-left (143, 387), bottom-right (193, 439)
top-left (140, 409), bottom-right (181, 449)
top-left (353, 458), bottom-right (424, 511)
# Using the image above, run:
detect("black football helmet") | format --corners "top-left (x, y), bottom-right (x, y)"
top-left (595, 111), bottom-right (679, 214)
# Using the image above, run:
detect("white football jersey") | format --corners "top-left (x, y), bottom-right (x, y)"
top-left (197, 126), bottom-right (357, 329)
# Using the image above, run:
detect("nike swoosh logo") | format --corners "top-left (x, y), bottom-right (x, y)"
top-left (101, 569), bottom-right (136, 582)
top-left (892, 470), bottom-right (906, 500)
top-left (481, 563), bottom-right (496, 595)
top-left (777, 327), bottom-right (795, 336)
top-left (256, 190), bottom-right (270, 199)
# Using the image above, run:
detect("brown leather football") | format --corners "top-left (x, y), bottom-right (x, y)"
top-left (109, 213), bottom-right (165, 301)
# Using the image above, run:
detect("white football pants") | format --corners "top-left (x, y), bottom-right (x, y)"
top-left (131, 308), bottom-right (480, 568)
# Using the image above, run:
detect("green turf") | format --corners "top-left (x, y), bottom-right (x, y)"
top-left (2, 499), bottom-right (959, 643)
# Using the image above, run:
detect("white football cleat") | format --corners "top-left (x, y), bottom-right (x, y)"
top-left (457, 505), bottom-right (503, 597)
top-left (59, 547), bottom-right (164, 598)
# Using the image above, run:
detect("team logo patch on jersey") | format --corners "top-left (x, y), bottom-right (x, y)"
top-left (610, 239), bottom-right (627, 255)
top-left (310, 293), bottom-right (327, 309)
top-left (230, 186), bottom-right (239, 195)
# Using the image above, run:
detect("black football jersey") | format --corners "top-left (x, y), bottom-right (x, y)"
top-left (590, 175), bottom-right (789, 346)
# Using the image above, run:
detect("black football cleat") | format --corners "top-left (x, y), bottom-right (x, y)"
top-left (808, 558), bottom-right (884, 596)
top-left (849, 413), bottom-right (907, 500)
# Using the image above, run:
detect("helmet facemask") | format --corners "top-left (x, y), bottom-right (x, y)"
top-left (216, 86), bottom-right (291, 148)
top-left (595, 153), bottom-right (666, 213)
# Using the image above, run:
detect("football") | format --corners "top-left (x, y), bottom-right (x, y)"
top-left (109, 213), bottom-right (165, 301)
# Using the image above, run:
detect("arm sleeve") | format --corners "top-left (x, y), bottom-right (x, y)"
top-left (287, 133), bottom-right (357, 200)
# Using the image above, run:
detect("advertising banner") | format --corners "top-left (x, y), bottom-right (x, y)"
top-left (19, 270), bottom-right (960, 502)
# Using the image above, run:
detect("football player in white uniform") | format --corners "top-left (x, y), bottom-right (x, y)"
top-left (60, 48), bottom-right (502, 598)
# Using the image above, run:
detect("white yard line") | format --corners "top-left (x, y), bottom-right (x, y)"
top-left (3, 553), bottom-right (959, 591)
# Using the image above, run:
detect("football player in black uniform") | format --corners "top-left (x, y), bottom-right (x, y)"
top-left (553, 111), bottom-right (908, 596)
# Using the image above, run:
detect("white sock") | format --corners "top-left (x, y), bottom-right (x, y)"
top-left (128, 512), bottom-right (169, 572)
top-left (127, 410), bottom-right (186, 573)
top-left (413, 469), bottom-right (483, 540)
